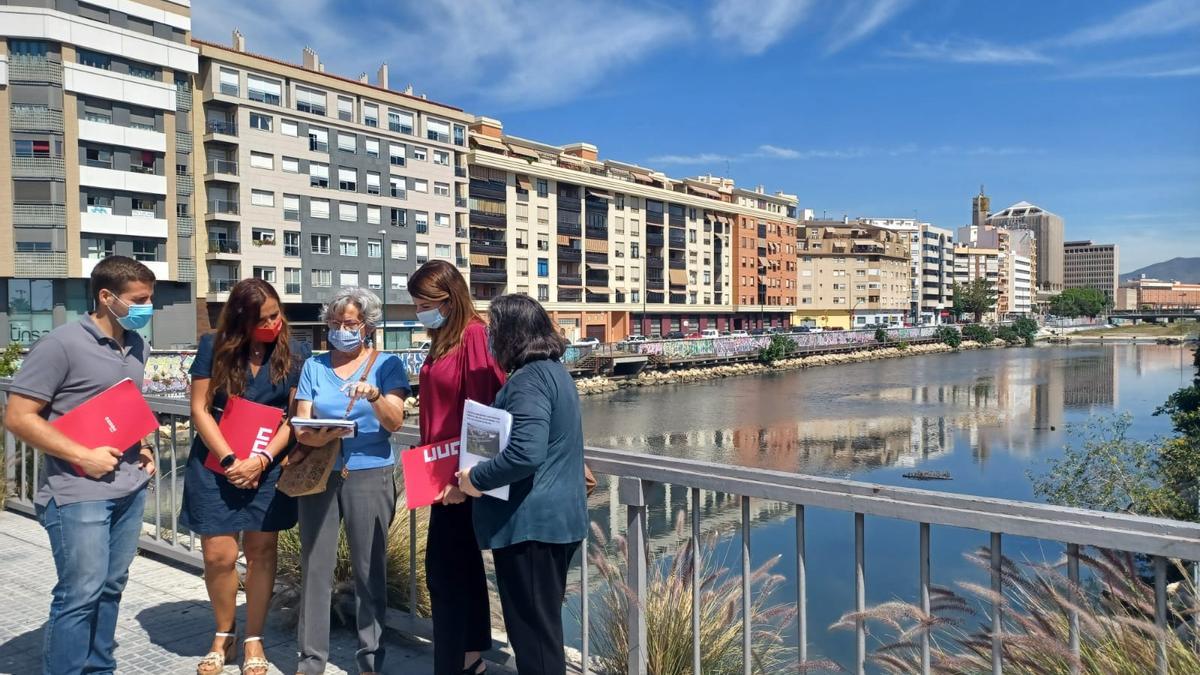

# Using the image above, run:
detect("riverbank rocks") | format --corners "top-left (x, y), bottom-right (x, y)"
top-left (573, 340), bottom-right (995, 396)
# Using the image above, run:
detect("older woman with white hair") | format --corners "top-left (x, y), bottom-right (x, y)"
top-left (292, 287), bottom-right (409, 675)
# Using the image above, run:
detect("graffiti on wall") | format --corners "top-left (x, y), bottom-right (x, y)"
top-left (631, 327), bottom-right (941, 361)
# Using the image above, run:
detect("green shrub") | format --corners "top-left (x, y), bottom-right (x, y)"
top-left (874, 327), bottom-right (888, 344)
top-left (935, 325), bottom-right (962, 349)
top-left (995, 325), bottom-right (1022, 345)
top-left (961, 323), bottom-right (994, 344)
top-left (0, 343), bottom-right (23, 377)
top-left (1012, 317), bottom-right (1039, 345)
top-left (757, 334), bottom-right (792, 364)
top-left (896, 341), bottom-right (909, 350)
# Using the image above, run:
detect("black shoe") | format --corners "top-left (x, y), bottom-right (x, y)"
top-left (462, 657), bottom-right (487, 675)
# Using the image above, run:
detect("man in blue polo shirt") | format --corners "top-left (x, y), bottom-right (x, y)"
top-left (5, 255), bottom-right (159, 675)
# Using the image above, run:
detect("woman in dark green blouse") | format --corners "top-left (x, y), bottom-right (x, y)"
top-left (457, 294), bottom-right (587, 675)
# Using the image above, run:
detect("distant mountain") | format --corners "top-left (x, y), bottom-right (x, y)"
top-left (1120, 257), bottom-right (1200, 284)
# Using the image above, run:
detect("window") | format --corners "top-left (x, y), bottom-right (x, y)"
top-left (433, 182), bottom-right (450, 197)
top-left (312, 269), bottom-right (332, 287)
top-left (435, 244), bottom-right (451, 259)
top-left (630, 218), bottom-right (640, 236)
top-left (284, 231), bottom-right (301, 257)
top-left (10, 40), bottom-right (49, 59)
top-left (367, 273), bottom-right (382, 290)
top-left (129, 64), bottom-right (156, 80)
top-left (338, 167), bottom-right (357, 191)
top-left (391, 241), bottom-right (408, 259)
top-left (218, 68), bottom-right (238, 95)
top-left (536, 179), bottom-right (548, 197)
top-left (311, 234), bottom-right (330, 254)
top-left (388, 109), bottom-right (414, 134)
top-left (249, 113), bottom-right (272, 131)
top-left (367, 206), bottom-right (381, 225)
top-left (250, 151), bottom-right (273, 170)
top-left (616, 194), bottom-right (625, 209)
top-left (367, 239), bottom-right (382, 258)
top-left (363, 103), bottom-right (379, 127)
top-left (390, 177), bottom-right (406, 198)
top-left (309, 161), bottom-right (329, 187)
top-left (282, 156), bottom-right (300, 173)
top-left (414, 211), bottom-right (429, 232)
top-left (536, 234), bottom-right (550, 251)
top-left (339, 237), bottom-right (359, 256)
top-left (538, 285), bottom-right (549, 302)
top-left (337, 96), bottom-right (353, 122)
top-left (76, 49), bottom-right (111, 70)
top-left (391, 208), bottom-right (407, 227)
top-left (365, 138), bottom-right (380, 157)
top-left (310, 199), bottom-right (330, 219)
top-left (296, 87), bottom-right (327, 115)
top-left (308, 126), bottom-right (329, 152)
top-left (250, 189), bottom-right (274, 207)
top-left (517, 259), bottom-right (529, 276)
top-left (516, 229), bottom-right (528, 248)
top-left (84, 237), bottom-right (115, 259)
top-left (253, 266), bottom-right (276, 283)
top-left (416, 243), bottom-right (429, 263)
top-left (131, 240), bottom-right (157, 261)
top-left (338, 132), bottom-right (356, 153)
top-left (454, 125), bottom-right (466, 146)
top-left (435, 213), bottom-right (451, 228)
top-left (366, 172), bottom-right (381, 195)
top-left (631, 243), bottom-right (640, 259)
top-left (285, 268), bottom-right (302, 294)
top-left (391, 274), bottom-right (408, 291)
top-left (85, 147), bottom-right (112, 168)
top-left (85, 194), bottom-right (113, 214)
top-left (281, 119), bottom-right (299, 136)
top-left (280, 195), bottom-right (300, 222)
top-left (389, 143), bottom-right (406, 166)
top-left (412, 179), bottom-right (428, 193)
top-left (433, 150), bottom-right (450, 166)
top-left (247, 75), bottom-right (282, 105)
top-left (411, 146), bottom-right (427, 162)
top-left (131, 197), bottom-right (156, 217)
top-left (537, 206), bottom-right (550, 224)
top-left (615, 216), bottom-right (624, 234)
top-left (339, 202), bottom-right (358, 222)
top-left (537, 258), bottom-right (549, 277)
top-left (426, 119), bottom-right (451, 143)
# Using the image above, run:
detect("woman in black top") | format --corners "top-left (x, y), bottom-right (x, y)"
top-left (179, 278), bottom-right (309, 675)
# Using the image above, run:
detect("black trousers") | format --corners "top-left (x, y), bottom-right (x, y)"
top-left (426, 501), bottom-right (492, 675)
top-left (492, 540), bottom-right (581, 675)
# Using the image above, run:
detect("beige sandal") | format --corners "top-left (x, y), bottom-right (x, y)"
top-left (242, 636), bottom-right (270, 675)
top-left (196, 629), bottom-right (236, 674)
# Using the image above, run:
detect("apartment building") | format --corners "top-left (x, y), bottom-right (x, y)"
top-left (865, 218), bottom-right (956, 325)
top-left (1117, 278), bottom-right (1200, 310)
top-left (792, 220), bottom-right (911, 329)
top-left (191, 33), bottom-right (473, 348)
top-left (1, 0), bottom-right (199, 347)
top-left (952, 246), bottom-right (1002, 321)
top-left (1063, 240), bottom-right (1119, 304)
top-left (466, 118), bottom-right (798, 341)
top-left (955, 223), bottom-right (1035, 319)
top-left (986, 198), bottom-right (1063, 296)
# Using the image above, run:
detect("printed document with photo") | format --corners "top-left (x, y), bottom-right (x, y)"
top-left (458, 399), bottom-right (512, 500)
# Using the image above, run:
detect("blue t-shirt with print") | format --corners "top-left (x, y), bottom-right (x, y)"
top-left (295, 351), bottom-right (410, 471)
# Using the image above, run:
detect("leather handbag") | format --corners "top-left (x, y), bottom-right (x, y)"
top-left (278, 349), bottom-right (381, 497)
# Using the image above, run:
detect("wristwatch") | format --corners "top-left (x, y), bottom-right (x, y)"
top-left (220, 453), bottom-right (237, 470)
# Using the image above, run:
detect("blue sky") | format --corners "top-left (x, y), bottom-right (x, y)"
top-left (194, 0), bottom-right (1200, 271)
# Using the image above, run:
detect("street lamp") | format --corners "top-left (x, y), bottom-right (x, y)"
top-left (379, 228), bottom-right (388, 349)
top-left (851, 299), bottom-right (864, 330)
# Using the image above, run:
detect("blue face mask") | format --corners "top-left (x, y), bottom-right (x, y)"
top-left (416, 307), bottom-right (446, 330)
top-left (111, 296), bottom-right (154, 330)
top-left (328, 328), bottom-right (363, 353)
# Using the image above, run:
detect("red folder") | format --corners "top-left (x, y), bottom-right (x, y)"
top-left (50, 378), bottom-right (159, 477)
top-left (204, 396), bottom-right (285, 475)
top-left (401, 438), bottom-right (461, 509)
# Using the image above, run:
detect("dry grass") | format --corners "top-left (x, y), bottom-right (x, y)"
top-left (583, 512), bottom-right (802, 675)
top-left (1076, 321), bottom-right (1198, 337)
top-left (835, 546), bottom-right (1200, 674)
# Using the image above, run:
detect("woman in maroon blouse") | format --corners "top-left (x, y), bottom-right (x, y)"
top-left (408, 260), bottom-right (506, 675)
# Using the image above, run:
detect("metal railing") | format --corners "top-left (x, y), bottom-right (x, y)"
top-left (207, 159), bottom-right (238, 176)
top-left (3, 391), bottom-right (1196, 675)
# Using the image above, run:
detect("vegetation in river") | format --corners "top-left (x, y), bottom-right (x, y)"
top-left (836, 546), bottom-right (1200, 674)
top-left (584, 514), bottom-right (803, 675)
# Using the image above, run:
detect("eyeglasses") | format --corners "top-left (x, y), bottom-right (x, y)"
top-left (327, 320), bottom-right (364, 331)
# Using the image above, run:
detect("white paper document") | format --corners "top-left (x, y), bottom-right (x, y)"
top-left (459, 399), bottom-right (513, 500)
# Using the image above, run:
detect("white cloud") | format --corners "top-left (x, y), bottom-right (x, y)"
top-left (709, 0), bottom-right (816, 55)
top-left (193, 0), bottom-right (687, 109)
top-left (826, 0), bottom-right (914, 54)
top-left (887, 37), bottom-right (1052, 64)
top-left (1061, 53), bottom-right (1200, 79)
top-left (649, 143), bottom-right (1045, 165)
top-left (1058, 0), bottom-right (1200, 47)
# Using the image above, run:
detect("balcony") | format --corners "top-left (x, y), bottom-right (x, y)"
top-left (9, 58), bottom-right (62, 84)
top-left (469, 211), bottom-right (507, 228)
top-left (471, 239), bottom-right (507, 256)
top-left (175, 131), bottom-right (193, 152)
top-left (471, 268), bottom-right (508, 284)
top-left (585, 226), bottom-right (608, 240)
top-left (176, 87), bottom-right (193, 111)
top-left (176, 215), bottom-right (195, 236)
top-left (455, 197), bottom-right (468, 208)
top-left (205, 159), bottom-right (238, 179)
top-left (557, 275), bottom-right (582, 287)
top-left (10, 106), bottom-right (63, 131)
top-left (12, 156), bottom-right (65, 179)
top-left (669, 258), bottom-right (686, 270)
top-left (455, 166), bottom-right (468, 178)
top-left (585, 251), bottom-right (609, 264)
top-left (207, 239), bottom-right (241, 255)
top-left (646, 231), bottom-right (664, 246)
top-left (558, 247), bottom-right (582, 262)
top-left (208, 278), bottom-right (238, 294)
top-left (558, 223), bottom-right (582, 237)
top-left (456, 256), bottom-right (469, 268)
top-left (646, 256), bottom-right (665, 269)
top-left (206, 200), bottom-right (240, 218)
top-left (12, 204), bottom-right (65, 226)
top-left (204, 120), bottom-right (238, 139)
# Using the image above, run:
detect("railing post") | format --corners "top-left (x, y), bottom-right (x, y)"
top-left (1154, 555), bottom-right (1168, 675)
top-left (920, 522), bottom-right (931, 675)
top-left (855, 512), bottom-right (865, 675)
top-left (741, 496), bottom-right (751, 675)
top-left (796, 504), bottom-right (807, 669)
top-left (991, 532), bottom-right (1002, 675)
top-left (2, 392), bottom-right (14, 506)
top-left (1067, 544), bottom-right (1080, 675)
top-left (691, 487), bottom-right (702, 675)
top-left (619, 476), bottom-right (649, 675)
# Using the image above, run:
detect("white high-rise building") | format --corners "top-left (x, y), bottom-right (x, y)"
top-left (865, 218), bottom-right (956, 325)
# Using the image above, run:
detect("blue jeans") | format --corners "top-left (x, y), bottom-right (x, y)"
top-left (37, 489), bottom-right (147, 675)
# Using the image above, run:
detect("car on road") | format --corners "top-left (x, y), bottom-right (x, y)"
top-left (622, 334), bottom-right (648, 343)
top-left (665, 331), bottom-right (687, 340)
top-left (748, 327), bottom-right (771, 336)
top-left (729, 330), bottom-right (750, 337)
top-left (700, 329), bottom-right (720, 339)
top-left (414, 340), bottom-right (431, 351)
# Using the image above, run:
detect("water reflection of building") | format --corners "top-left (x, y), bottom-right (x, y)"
top-left (1062, 350), bottom-right (1117, 410)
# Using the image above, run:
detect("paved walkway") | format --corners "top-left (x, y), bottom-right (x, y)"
top-left (0, 510), bottom-right (444, 674)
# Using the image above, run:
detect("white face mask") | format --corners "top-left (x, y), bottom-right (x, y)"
top-left (416, 306), bottom-right (446, 329)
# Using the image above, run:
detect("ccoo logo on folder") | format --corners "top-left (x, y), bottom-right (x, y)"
top-left (50, 378), bottom-right (159, 477)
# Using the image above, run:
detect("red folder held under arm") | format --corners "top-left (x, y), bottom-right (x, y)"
top-left (50, 378), bottom-right (159, 477)
top-left (204, 396), bottom-right (285, 475)
top-left (401, 438), bottom-right (461, 509)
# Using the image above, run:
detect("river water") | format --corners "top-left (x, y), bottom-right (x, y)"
top-left (569, 343), bottom-right (1190, 668)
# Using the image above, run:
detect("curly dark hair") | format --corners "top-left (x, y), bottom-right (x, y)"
top-left (487, 294), bottom-right (568, 372)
